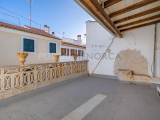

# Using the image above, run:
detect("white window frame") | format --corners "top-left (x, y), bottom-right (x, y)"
top-left (80, 50), bottom-right (82, 56)
top-left (61, 46), bottom-right (85, 56)
top-left (66, 48), bottom-right (69, 56)
top-left (22, 36), bottom-right (36, 54)
top-left (48, 41), bottom-right (57, 54)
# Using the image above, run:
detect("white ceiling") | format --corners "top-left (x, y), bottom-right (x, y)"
top-left (101, 0), bottom-right (160, 30)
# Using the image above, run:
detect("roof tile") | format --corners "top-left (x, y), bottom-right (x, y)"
top-left (0, 21), bottom-right (62, 40)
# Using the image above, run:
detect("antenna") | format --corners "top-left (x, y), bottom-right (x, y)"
top-left (28, 0), bottom-right (32, 26)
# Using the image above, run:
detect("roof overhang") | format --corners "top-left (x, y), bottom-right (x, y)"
top-left (74, 0), bottom-right (160, 38)
top-left (61, 42), bottom-right (86, 49)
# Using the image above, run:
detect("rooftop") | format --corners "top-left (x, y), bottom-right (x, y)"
top-left (0, 21), bottom-right (62, 40)
top-left (0, 76), bottom-right (159, 120)
top-left (61, 41), bottom-right (86, 48)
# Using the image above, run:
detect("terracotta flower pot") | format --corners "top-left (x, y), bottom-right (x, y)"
top-left (53, 55), bottom-right (60, 63)
top-left (73, 56), bottom-right (77, 61)
top-left (16, 54), bottom-right (28, 65)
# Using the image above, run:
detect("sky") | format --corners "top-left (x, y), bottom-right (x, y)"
top-left (0, 0), bottom-right (95, 39)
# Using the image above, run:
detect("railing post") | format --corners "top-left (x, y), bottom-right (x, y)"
top-left (11, 74), bottom-right (15, 90)
top-left (45, 64), bottom-right (49, 81)
top-left (1, 68), bottom-right (4, 92)
top-left (34, 65), bottom-right (37, 83)
top-left (19, 67), bottom-right (23, 87)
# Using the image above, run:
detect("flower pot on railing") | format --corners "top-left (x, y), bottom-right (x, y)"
top-left (73, 54), bottom-right (78, 61)
top-left (53, 55), bottom-right (60, 63)
top-left (16, 51), bottom-right (28, 65)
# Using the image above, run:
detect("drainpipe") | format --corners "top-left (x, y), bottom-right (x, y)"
top-left (152, 24), bottom-right (157, 77)
top-left (90, 38), bottom-right (115, 75)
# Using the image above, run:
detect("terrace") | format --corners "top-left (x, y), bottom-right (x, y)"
top-left (0, 60), bottom-right (159, 120)
top-left (0, 74), bottom-right (159, 120)
top-left (0, 0), bottom-right (160, 119)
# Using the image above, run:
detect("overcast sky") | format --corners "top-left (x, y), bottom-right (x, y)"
top-left (0, 0), bottom-right (95, 39)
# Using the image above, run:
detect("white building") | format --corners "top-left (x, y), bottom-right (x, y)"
top-left (75, 0), bottom-right (160, 85)
top-left (60, 35), bottom-right (86, 62)
top-left (86, 21), bottom-right (158, 77)
top-left (0, 22), bottom-right (61, 66)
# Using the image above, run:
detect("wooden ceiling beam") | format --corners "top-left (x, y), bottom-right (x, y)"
top-left (80, 0), bottom-right (122, 38)
top-left (114, 6), bottom-right (160, 24)
top-left (120, 20), bottom-right (160, 32)
top-left (103, 0), bottom-right (122, 8)
top-left (117, 14), bottom-right (160, 29)
top-left (109, 0), bottom-right (159, 18)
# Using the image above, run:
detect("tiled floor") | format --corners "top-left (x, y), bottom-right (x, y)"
top-left (0, 76), bottom-right (159, 120)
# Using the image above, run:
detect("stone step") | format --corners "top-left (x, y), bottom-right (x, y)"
top-left (151, 77), bottom-right (160, 88)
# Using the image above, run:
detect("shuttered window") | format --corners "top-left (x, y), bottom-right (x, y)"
top-left (70, 49), bottom-right (77, 56)
top-left (67, 49), bottom-right (69, 56)
top-left (23, 38), bottom-right (35, 52)
top-left (61, 48), bottom-right (66, 56)
top-left (78, 50), bottom-right (81, 56)
top-left (74, 49), bottom-right (77, 55)
top-left (49, 42), bottom-right (56, 53)
top-left (78, 50), bottom-right (84, 56)
top-left (71, 49), bottom-right (74, 56)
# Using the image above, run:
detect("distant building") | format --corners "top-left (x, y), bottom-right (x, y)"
top-left (60, 35), bottom-right (86, 62)
top-left (0, 22), bottom-right (61, 66)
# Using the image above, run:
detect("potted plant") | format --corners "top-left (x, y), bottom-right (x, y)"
top-left (73, 54), bottom-right (78, 61)
top-left (53, 53), bottom-right (60, 63)
top-left (16, 51), bottom-right (28, 65)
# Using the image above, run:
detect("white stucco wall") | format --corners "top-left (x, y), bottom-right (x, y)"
top-left (0, 27), bottom-right (61, 67)
top-left (155, 23), bottom-right (160, 77)
top-left (86, 21), bottom-right (158, 77)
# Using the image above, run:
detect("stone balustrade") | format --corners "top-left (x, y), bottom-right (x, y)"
top-left (0, 60), bottom-right (88, 100)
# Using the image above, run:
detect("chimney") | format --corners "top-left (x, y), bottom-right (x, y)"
top-left (43, 25), bottom-right (51, 34)
top-left (77, 35), bottom-right (81, 40)
top-left (77, 35), bottom-right (82, 45)
top-left (52, 32), bottom-right (55, 36)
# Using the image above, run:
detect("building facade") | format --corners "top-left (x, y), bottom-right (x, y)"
top-left (60, 36), bottom-right (86, 62)
top-left (86, 21), bottom-right (160, 78)
top-left (0, 22), bottom-right (62, 66)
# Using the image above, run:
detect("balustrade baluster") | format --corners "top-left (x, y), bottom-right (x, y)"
top-left (0, 61), bottom-right (88, 100)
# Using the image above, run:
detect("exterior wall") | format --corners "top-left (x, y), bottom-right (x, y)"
top-left (63, 37), bottom-right (82, 45)
top-left (59, 45), bottom-right (86, 62)
top-left (63, 38), bottom-right (77, 44)
top-left (0, 28), bottom-right (61, 66)
top-left (86, 21), bottom-right (156, 77)
top-left (155, 23), bottom-right (160, 77)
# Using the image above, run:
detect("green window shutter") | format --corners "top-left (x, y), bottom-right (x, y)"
top-left (23, 38), bottom-right (35, 52)
top-left (50, 43), bottom-right (56, 53)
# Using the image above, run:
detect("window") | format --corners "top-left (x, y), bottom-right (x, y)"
top-left (78, 50), bottom-right (84, 56)
top-left (67, 49), bottom-right (69, 56)
top-left (73, 49), bottom-right (77, 55)
top-left (80, 51), bottom-right (82, 56)
top-left (71, 49), bottom-right (77, 56)
top-left (71, 49), bottom-right (73, 56)
top-left (61, 48), bottom-right (69, 56)
top-left (78, 50), bottom-right (81, 56)
top-left (61, 48), bottom-right (66, 56)
top-left (22, 37), bottom-right (36, 53)
top-left (49, 42), bottom-right (57, 53)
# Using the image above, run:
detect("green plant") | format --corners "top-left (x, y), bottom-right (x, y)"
top-left (17, 51), bottom-right (28, 55)
top-left (73, 54), bottom-right (78, 56)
